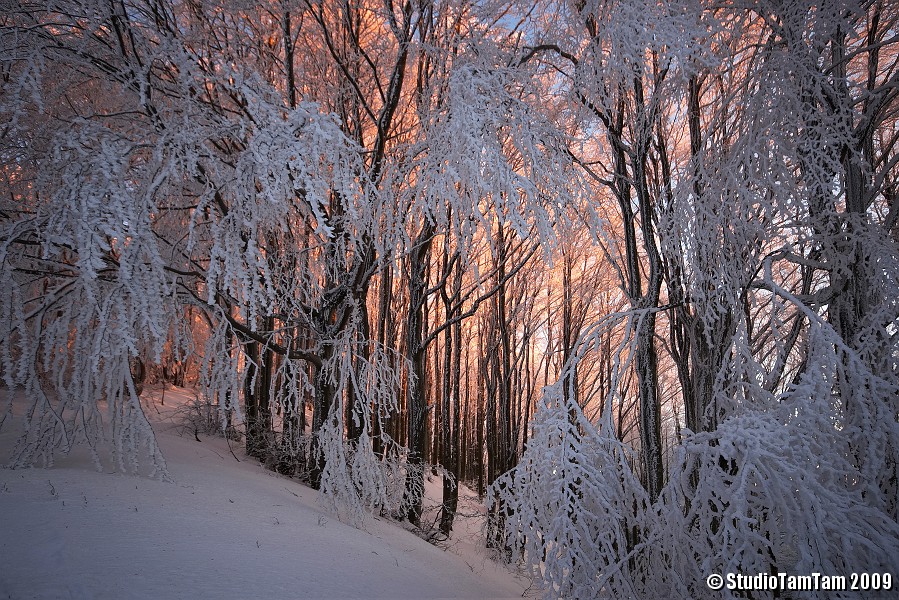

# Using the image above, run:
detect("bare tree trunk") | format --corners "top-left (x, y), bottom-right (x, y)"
top-left (404, 225), bottom-right (434, 525)
top-left (439, 251), bottom-right (462, 535)
top-left (244, 334), bottom-right (273, 461)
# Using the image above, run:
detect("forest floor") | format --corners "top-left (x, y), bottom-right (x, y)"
top-left (0, 387), bottom-right (531, 599)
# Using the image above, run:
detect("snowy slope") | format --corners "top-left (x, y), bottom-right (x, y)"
top-left (0, 388), bottom-right (527, 599)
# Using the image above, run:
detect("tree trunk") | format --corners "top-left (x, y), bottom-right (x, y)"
top-left (310, 338), bottom-right (337, 490)
top-left (404, 225), bottom-right (434, 525)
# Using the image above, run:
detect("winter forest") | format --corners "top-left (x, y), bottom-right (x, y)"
top-left (1, 0), bottom-right (898, 597)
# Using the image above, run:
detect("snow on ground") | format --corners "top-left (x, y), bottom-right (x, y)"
top-left (0, 387), bottom-right (529, 599)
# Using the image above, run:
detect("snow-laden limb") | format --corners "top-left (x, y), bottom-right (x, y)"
top-left (404, 40), bottom-right (591, 261)
top-left (0, 116), bottom-right (174, 474)
top-left (198, 320), bottom-right (245, 431)
top-left (489, 310), bottom-right (654, 597)
top-left (0, 265), bottom-right (171, 476)
top-left (493, 296), bottom-right (899, 599)
top-left (655, 317), bottom-right (899, 599)
top-left (316, 422), bottom-right (422, 528)
top-left (0, 117), bottom-right (174, 474)
top-left (312, 325), bottom-right (420, 526)
top-left (490, 383), bottom-right (652, 599)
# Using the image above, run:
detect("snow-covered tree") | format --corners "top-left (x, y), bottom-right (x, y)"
top-left (0, 0), bottom-right (585, 528)
top-left (493, 0), bottom-right (899, 597)
top-left (0, 0), bottom-right (391, 503)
